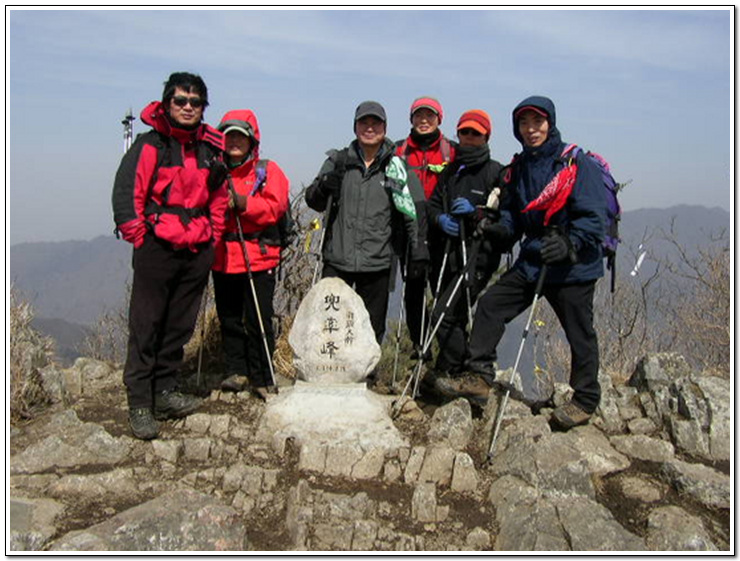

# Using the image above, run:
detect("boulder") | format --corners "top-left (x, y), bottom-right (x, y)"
top-left (9, 497), bottom-right (65, 551)
top-left (11, 411), bottom-right (132, 474)
top-left (646, 505), bottom-right (718, 551)
top-left (426, 398), bottom-right (473, 451)
top-left (289, 278), bottom-right (380, 383)
top-left (49, 488), bottom-right (246, 551)
top-left (661, 460), bottom-right (730, 509)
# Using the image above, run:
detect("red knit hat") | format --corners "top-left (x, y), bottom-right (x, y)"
top-left (410, 96), bottom-right (443, 124)
top-left (457, 109), bottom-right (492, 138)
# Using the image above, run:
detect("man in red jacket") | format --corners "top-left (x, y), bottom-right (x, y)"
top-left (112, 72), bottom-right (228, 440)
top-left (395, 97), bottom-right (456, 358)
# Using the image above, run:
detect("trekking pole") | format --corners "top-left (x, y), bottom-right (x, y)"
top-left (459, 220), bottom-right (474, 330)
top-left (486, 264), bottom-right (548, 463)
top-left (426, 238), bottom-right (451, 342)
top-left (391, 253), bottom-right (409, 391)
top-left (311, 193), bottom-right (334, 286)
top-left (227, 176), bottom-right (278, 391)
top-left (196, 277), bottom-right (210, 391)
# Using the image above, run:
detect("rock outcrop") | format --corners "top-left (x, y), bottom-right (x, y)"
top-left (8, 354), bottom-right (730, 552)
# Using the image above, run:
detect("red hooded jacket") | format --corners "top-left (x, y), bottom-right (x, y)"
top-left (112, 101), bottom-right (228, 252)
top-left (212, 110), bottom-right (290, 274)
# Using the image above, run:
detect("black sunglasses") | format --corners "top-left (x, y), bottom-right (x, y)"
top-left (172, 95), bottom-right (204, 109)
top-left (458, 128), bottom-right (483, 137)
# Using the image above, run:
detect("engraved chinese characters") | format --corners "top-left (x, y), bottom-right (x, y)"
top-left (289, 278), bottom-right (381, 384)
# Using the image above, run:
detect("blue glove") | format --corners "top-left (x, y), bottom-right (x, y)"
top-left (450, 197), bottom-right (476, 216)
top-left (438, 214), bottom-right (460, 237)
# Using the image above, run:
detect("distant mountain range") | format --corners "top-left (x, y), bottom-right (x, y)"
top-left (9, 205), bottom-right (730, 366)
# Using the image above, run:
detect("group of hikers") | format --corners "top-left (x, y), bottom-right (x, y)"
top-left (113, 71), bottom-right (607, 442)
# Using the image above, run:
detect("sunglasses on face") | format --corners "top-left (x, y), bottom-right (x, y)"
top-left (172, 96), bottom-right (204, 109)
top-left (458, 128), bottom-right (483, 137)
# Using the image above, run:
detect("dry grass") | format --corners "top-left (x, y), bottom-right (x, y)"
top-left (9, 286), bottom-right (54, 422)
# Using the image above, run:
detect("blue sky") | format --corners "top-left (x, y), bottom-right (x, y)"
top-left (7, 8), bottom-right (732, 244)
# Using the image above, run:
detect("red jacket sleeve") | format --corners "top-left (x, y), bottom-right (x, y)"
top-left (112, 137), bottom-right (158, 247)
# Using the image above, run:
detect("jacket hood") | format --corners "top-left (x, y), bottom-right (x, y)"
top-left (512, 95), bottom-right (558, 145)
top-left (140, 100), bottom-right (223, 149)
top-left (218, 109), bottom-right (261, 161)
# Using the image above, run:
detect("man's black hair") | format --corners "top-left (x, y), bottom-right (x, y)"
top-left (161, 72), bottom-right (209, 108)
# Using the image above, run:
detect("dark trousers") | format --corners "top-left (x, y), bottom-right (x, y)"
top-left (323, 265), bottom-right (390, 343)
top-left (432, 265), bottom-right (490, 374)
top-left (404, 274), bottom-right (428, 348)
top-left (468, 268), bottom-right (601, 413)
top-left (123, 235), bottom-right (213, 409)
top-left (212, 269), bottom-right (276, 387)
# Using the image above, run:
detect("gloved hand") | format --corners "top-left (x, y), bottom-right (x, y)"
top-left (437, 213), bottom-right (460, 237)
top-left (407, 260), bottom-right (429, 280)
top-left (450, 197), bottom-right (476, 216)
top-left (477, 217), bottom-right (508, 241)
top-left (207, 160), bottom-right (229, 191)
top-left (541, 231), bottom-right (575, 264)
top-left (321, 170), bottom-right (343, 198)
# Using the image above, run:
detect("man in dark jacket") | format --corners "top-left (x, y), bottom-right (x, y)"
top-left (436, 96), bottom-right (606, 429)
top-left (305, 101), bottom-right (427, 343)
top-left (112, 72), bottom-right (228, 440)
top-left (425, 109), bottom-right (503, 392)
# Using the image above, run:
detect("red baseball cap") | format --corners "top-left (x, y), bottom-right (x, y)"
top-left (410, 96), bottom-right (443, 124)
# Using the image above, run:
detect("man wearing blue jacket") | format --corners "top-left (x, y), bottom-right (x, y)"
top-left (435, 95), bottom-right (606, 430)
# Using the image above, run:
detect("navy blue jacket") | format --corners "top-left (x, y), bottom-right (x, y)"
top-left (500, 96), bottom-right (606, 284)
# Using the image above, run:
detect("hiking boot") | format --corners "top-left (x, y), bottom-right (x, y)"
top-left (465, 359), bottom-right (497, 381)
top-left (153, 389), bottom-right (203, 420)
top-left (253, 385), bottom-right (277, 401)
top-left (550, 401), bottom-right (592, 430)
top-left (129, 408), bottom-right (159, 440)
top-left (434, 375), bottom-right (491, 407)
top-left (221, 374), bottom-right (249, 392)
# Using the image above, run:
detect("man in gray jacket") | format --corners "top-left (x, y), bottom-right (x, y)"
top-left (306, 101), bottom-right (428, 343)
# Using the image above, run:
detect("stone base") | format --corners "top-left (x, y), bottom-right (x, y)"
top-left (257, 382), bottom-right (407, 455)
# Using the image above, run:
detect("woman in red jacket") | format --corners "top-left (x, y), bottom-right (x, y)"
top-left (212, 110), bottom-right (290, 399)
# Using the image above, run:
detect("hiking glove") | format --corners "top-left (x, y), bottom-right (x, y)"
top-left (407, 259), bottom-right (429, 280)
top-left (207, 160), bottom-right (229, 191)
top-left (438, 214), bottom-right (460, 237)
top-left (541, 232), bottom-right (576, 264)
top-left (450, 197), bottom-right (476, 216)
top-left (478, 217), bottom-right (508, 240)
top-left (321, 170), bottom-right (343, 199)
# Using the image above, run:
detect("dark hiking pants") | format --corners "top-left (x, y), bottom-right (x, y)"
top-left (123, 235), bottom-right (213, 409)
top-left (431, 265), bottom-right (490, 375)
top-left (467, 268), bottom-right (601, 413)
top-left (212, 268), bottom-right (276, 388)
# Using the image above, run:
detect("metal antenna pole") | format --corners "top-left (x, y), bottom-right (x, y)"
top-left (122, 109), bottom-right (135, 154)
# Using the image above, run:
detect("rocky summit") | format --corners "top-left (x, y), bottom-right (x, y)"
top-left (8, 352), bottom-right (730, 552)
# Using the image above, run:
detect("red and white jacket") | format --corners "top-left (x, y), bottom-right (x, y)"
top-left (395, 133), bottom-right (456, 200)
top-left (212, 110), bottom-right (290, 274)
top-left (112, 101), bottom-right (228, 252)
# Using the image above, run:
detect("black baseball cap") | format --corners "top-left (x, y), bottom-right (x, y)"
top-left (354, 100), bottom-right (387, 123)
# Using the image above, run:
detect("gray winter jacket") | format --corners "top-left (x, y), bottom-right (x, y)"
top-left (306, 138), bottom-right (428, 273)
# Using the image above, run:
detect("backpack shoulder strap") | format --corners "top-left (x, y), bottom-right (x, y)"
top-left (396, 139), bottom-right (410, 162)
top-left (440, 136), bottom-right (452, 163)
top-left (502, 153), bottom-right (521, 185)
